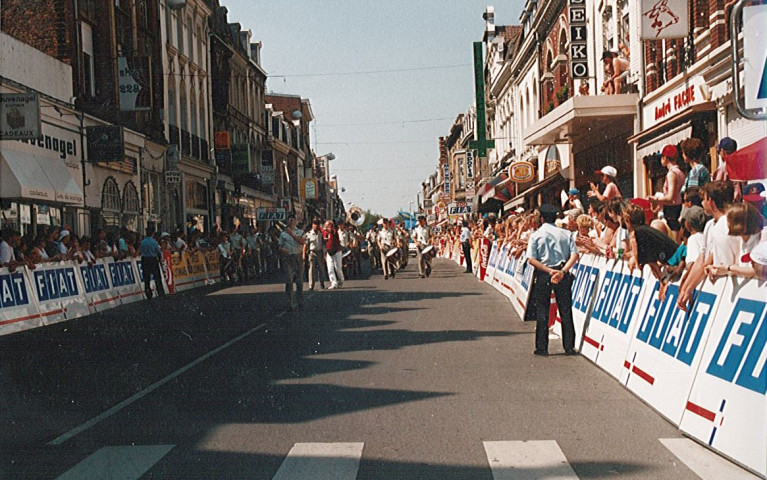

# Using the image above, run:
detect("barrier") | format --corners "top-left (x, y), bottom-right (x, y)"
top-left (442, 238), bottom-right (766, 476)
top-left (0, 251), bottom-right (226, 338)
top-left (170, 252), bottom-right (194, 291)
top-left (680, 277), bottom-right (767, 475)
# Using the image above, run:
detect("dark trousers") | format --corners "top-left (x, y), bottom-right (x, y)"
top-left (462, 241), bottom-right (472, 273)
top-left (141, 256), bottom-right (165, 298)
top-left (530, 268), bottom-right (575, 352)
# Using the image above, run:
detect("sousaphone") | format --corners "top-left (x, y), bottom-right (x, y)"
top-left (347, 206), bottom-right (366, 226)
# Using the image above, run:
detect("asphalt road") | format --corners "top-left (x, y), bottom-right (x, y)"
top-left (0, 257), bottom-right (751, 479)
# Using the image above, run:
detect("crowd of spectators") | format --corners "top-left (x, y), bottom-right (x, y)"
top-left (435, 139), bottom-right (767, 307)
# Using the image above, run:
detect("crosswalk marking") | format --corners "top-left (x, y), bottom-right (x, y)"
top-left (484, 440), bottom-right (579, 480)
top-left (660, 438), bottom-right (760, 480)
top-left (55, 445), bottom-right (174, 480)
top-left (271, 443), bottom-right (364, 480)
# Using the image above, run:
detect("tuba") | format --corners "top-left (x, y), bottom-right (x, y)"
top-left (347, 206), bottom-right (366, 226)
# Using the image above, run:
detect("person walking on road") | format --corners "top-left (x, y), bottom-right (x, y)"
top-left (377, 219), bottom-right (397, 279)
top-left (140, 228), bottom-right (166, 299)
top-left (279, 216), bottom-right (306, 311)
top-left (525, 204), bottom-right (579, 356)
top-left (323, 220), bottom-right (344, 289)
top-left (460, 220), bottom-right (473, 273)
top-left (414, 215), bottom-right (433, 278)
top-left (304, 219), bottom-right (327, 290)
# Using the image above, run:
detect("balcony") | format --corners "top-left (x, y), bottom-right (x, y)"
top-left (169, 125), bottom-right (179, 147)
top-left (181, 129), bottom-right (191, 156)
top-left (191, 134), bottom-right (201, 159)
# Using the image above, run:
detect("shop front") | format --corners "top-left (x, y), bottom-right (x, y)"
top-left (0, 117), bottom-right (85, 235)
top-left (629, 75), bottom-right (717, 199)
top-left (523, 94), bottom-right (638, 206)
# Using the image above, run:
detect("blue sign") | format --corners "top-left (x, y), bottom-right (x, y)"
top-left (33, 267), bottom-right (79, 301)
top-left (109, 261), bottom-right (137, 288)
top-left (571, 263), bottom-right (599, 314)
top-left (0, 272), bottom-right (31, 308)
top-left (80, 264), bottom-right (110, 294)
top-left (636, 284), bottom-right (716, 366)
top-left (706, 298), bottom-right (767, 395)
top-left (590, 271), bottom-right (644, 333)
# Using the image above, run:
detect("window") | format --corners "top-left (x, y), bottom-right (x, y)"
top-left (122, 182), bottom-right (140, 232)
top-left (101, 178), bottom-right (121, 232)
top-left (179, 81), bottom-right (188, 130)
top-left (81, 23), bottom-right (96, 97)
top-left (198, 90), bottom-right (206, 139)
top-left (176, 13), bottom-right (184, 53)
top-left (188, 19), bottom-right (194, 63)
top-left (168, 80), bottom-right (177, 126)
top-left (190, 85), bottom-right (198, 136)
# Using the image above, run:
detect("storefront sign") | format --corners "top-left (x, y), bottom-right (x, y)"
top-left (231, 143), bottom-right (250, 175)
top-left (448, 202), bottom-right (471, 216)
top-left (509, 161), bottom-right (535, 183)
top-left (643, 76), bottom-right (706, 129)
top-left (0, 93), bottom-right (41, 140)
top-left (261, 150), bottom-right (274, 186)
top-left (118, 57), bottom-right (150, 111)
top-left (165, 170), bottom-right (180, 184)
top-left (569, 0), bottom-right (589, 79)
top-left (256, 207), bottom-right (286, 221)
top-left (641, 0), bottom-right (688, 39)
top-left (466, 151), bottom-right (475, 179)
top-left (214, 131), bottom-right (230, 150)
top-left (443, 162), bottom-right (451, 195)
top-left (301, 178), bottom-right (317, 200)
top-left (86, 125), bottom-right (124, 162)
top-left (744, 5), bottom-right (767, 110)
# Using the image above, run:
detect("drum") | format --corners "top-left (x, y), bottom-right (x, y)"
top-left (342, 250), bottom-right (352, 258)
top-left (386, 248), bottom-right (400, 261)
top-left (421, 245), bottom-right (435, 260)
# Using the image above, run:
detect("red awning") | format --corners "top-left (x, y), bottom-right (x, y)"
top-left (727, 137), bottom-right (767, 182)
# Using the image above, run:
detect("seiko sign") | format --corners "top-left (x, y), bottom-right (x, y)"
top-left (569, 0), bottom-right (589, 79)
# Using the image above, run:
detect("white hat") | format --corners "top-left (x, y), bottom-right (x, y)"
top-left (160, 232), bottom-right (171, 238)
top-left (750, 242), bottom-right (767, 266)
top-left (515, 207), bottom-right (525, 213)
top-left (58, 230), bottom-right (70, 240)
top-left (596, 166), bottom-right (618, 178)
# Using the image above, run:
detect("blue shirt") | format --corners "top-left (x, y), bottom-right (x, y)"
top-left (140, 236), bottom-right (162, 258)
top-left (526, 223), bottom-right (577, 267)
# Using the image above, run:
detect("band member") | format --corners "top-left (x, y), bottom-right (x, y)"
top-left (414, 215), bottom-right (433, 278)
top-left (377, 218), bottom-right (397, 279)
top-left (278, 216), bottom-right (306, 311)
top-left (366, 224), bottom-right (381, 270)
top-left (323, 220), bottom-right (344, 289)
top-left (526, 204), bottom-right (579, 356)
top-left (304, 219), bottom-right (327, 290)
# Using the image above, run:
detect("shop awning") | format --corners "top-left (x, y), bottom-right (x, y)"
top-left (0, 149), bottom-right (83, 205)
top-left (627, 101), bottom-right (716, 146)
top-left (479, 173), bottom-right (510, 203)
top-left (727, 137), bottom-right (767, 182)
top-left (504, 173), bottom-right (562, 210)
top-left (524, 94), bottom-right (638, 147)
top-left (634, 121), bottom-right (692, 159)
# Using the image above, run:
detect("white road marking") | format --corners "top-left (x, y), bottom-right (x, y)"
top-left (271, 443), bottom-right (364, 480)
top-left (483, 440), bottom-right (579, 480)
top-left (660, 438), bottom-right (760, 480)
top-left (48, 323), bottom-right (268, 445)
top-left (55, 445), bottom-right (174, 480)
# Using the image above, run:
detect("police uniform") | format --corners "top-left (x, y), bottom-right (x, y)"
top-left (526, 204), bottom-right (578, 355)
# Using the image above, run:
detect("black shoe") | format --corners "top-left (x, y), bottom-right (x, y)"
top-left (565, 349), bottom-right (578, 356)
top-left (426, 266), bottom-right (431, 277)
top-left (533, 349), bottom-right (548, 356)
top-left (419, 275), bottom-right (425, 278)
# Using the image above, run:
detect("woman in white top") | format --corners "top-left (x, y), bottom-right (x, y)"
top-left (706, 202), bottom-right (766, 279)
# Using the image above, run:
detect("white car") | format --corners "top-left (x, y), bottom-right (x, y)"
top-left (408, 241), bottom-right (418, 257)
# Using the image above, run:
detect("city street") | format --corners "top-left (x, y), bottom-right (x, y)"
top-left (0, 258), bottom-right (756, 479)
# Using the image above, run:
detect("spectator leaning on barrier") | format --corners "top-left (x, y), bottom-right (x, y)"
top-left (705, 202), bottom-right (767, 280)
top-left (588, 166), bottom-right (622, 202)
top-left (678, 180), bottom-right (737, 311)
top-left (749, 241), bottom-right (767, 281)
top-left (140, 227), bottom-right (165, 299)
top-left (713, 136), bottom-right (741, 201)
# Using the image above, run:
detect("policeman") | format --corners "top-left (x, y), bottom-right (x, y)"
top-left (525, 204), bottom-right (579, 356)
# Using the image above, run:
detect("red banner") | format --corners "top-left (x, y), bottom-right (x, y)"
top-left (479, 238), bottom-right (491, 281)
top-left (162, 250), bottom-right (175, 294)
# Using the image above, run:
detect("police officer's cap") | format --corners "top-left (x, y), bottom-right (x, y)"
top-left (538, 204), bottom-right (559, 215)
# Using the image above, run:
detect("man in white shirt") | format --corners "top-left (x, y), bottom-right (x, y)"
top-left (377, 219), bottom-right (396, 279)
top-left (413, 215), bottom-right (432, 278)
top-left (279, 216), bottom-right (306, 310)
top-left (678, 181), bottom-right (739, 311)
top-left (0, 229), bottom-right (18, 266)
top-left (304, 219), bottom-right (327, 290)
top-left (459, 220), bottom-right (473, 273)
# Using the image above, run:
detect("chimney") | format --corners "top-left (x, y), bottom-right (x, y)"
top-left (483, 6), bottom-right (495, 42)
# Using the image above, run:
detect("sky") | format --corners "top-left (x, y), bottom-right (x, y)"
top-left (224, 0), bottom-right (526, 218)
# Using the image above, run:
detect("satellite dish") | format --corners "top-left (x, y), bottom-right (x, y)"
top-left (291, 110), bottom-right (303, 120)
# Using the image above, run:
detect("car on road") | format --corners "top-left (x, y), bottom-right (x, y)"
top-left (408, 240), bottom-right (417, 257)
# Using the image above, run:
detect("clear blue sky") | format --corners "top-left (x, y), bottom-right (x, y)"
top-left (224, 1), bottom-right (525, 218)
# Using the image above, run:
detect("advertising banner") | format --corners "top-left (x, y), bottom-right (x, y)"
top-left (569, 255), bottom-right (602, 347)
top-left (580, 258), bottom-right (650, 379)
top-left (478, 238), bottom-right (491, 282)
top-left (106, 258), bottom-right (143, 304)
top-left (621, 276), bottom-right (721, 425)
top-left (204, 250), bottom-right (221, 284)
top-left (184, 251), bottom-right (209, 288)
top-left (485, 242), bottom-right (499, 286)
top-left (0, 266), bottom-right (41, 335)
top-left (680, 278), bottom-right (767, 476)
top-left (30, 262), bottom-right (86, 324)
top-left (162, 250), bottom-right (175, 294)
top-left (170, 253), bottom-right (194, 291)
top-left (0, 92), bottom-right (41, 140)
top-left (78, 259), bottom-right (120, 312)
top-left (641, 0), bottom-right (689, 39)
